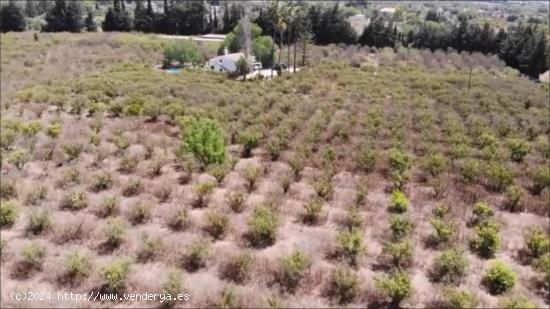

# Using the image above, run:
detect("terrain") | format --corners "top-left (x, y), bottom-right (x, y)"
top-left (0, 32), bottom-right (549, 308)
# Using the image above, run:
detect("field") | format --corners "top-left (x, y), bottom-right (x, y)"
top-left (0, 32), bottom-right (549, 308)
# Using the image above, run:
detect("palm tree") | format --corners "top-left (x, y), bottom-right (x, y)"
top-left (276, 2), bottom-right (287, 76)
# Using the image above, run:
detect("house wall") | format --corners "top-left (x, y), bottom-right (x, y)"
top-left (208, 57), bottom-right (237, 73)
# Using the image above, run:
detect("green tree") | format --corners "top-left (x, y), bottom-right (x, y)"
top-left (253, 35), bottom-right (275, 67)
top-left (44, 0), bottom-right (83, 33)
top-left (85, 8), bottom-right (97, 32)
top-left (163, 40), bottom-right (204, 68)
top-left (0, 1), bottom-right (25, 32)
top-left (178, 117), bottom-right (226, 167)
top-left (102, 0), bottom-right (132, 32)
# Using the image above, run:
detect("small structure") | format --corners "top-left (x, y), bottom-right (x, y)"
top-left (347, 14), bottom-right (370, 36)
top-left (380, 7), bottom-right (396, 16)
top-left (207, 51), bottom-right (256, 74)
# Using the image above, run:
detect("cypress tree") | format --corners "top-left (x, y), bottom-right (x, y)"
top-left (0, 1), bottom-right (26, 32)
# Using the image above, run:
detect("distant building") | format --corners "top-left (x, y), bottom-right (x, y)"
top-left (347, 14), bottom-right (370, 36)
top-left (380, 7), bottom-right (396, 16)
top-left (208, 51), bottom-right (256, 74)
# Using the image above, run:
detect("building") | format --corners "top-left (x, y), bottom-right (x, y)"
top-left (208, 52), bottom-right (256, 74)
top-left (347, 14), bottom-right (370, 36)
top-left (380, 7), bottom-right (396, 16)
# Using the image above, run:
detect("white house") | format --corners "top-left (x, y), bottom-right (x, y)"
top-left (208, 52), bottom-right (256, 74)
top-left (380, 7), bottom-right (396, 16)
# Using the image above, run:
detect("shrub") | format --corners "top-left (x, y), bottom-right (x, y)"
top-left (61, 190), bottom-right (88, 210)
top-left (226, 191), bottom-right (245, 213)
top-left (178, 117), bottom-right (226, 167)
top-left (103, 218), bottom-right (126, 248)
top-left (358, 147), bottom-right (377, 173)
top-left (485, 161), bottom-right (513, 192)
top-left (524, 226), bottom-right (549, 258)
top-left (281, 174), bottom-right (292, 193)
top-left (46, 120), bottom-right (62, 138)
top-left (182, 239), bottom-right (210, 272)
top-left (247, 205), bottom-right (278, 248)
top-left (205, 208), bottom-right (229, 240)
top-left (61, 143), bottom-right (83, 161)
top-left (389, 215), bottom-right (415, 240)
top-left (8, 148), bottom-right (29, 169)
top-left (20, 242), bottom-right (46, 271)
top-left (421, 152), bottom-right (447, 177)
top-left (118, 155), bottom-right (138, 173)
top-left (168, 207), bottom-right (188, 231)
top-left (430, 249), bottom-right (468, 284)
top-left (128, 202), bottom-right (152, 224)
top-left (346, 205), bottom-right (364, 230)
top-left (163, 40), bottom-right (204, 68)
top-left (208, 163), bottom-right (230, 184)
top-left (217, 285), bottom-right (238, 308)
top-left (439, 288), bottom-right (477, 308)
top-left (507, 138), bottom-right (531, 162)
top-left (57, 167), bottom-right (80, 188)
top-left (193, 181), bottom-right (215, 208)
top-left (237, 130), bottom-right (260, 158)
top-left (220, 253), bottom-right (253, 284)
top-left (301, 198), bottom-right (323, 225)
top-left (503, 185), bottom-right (525, 212)
top-left (471, 201), bottom-right (493, 225)
top-left (460, 159), bottom-right (481, 184)
top-left (63, 251), bottom-right (91, 284)
top-left (388, 148), bottom-right (412, 173)
top-left (136, 234), bottom-right (164, 263)
top-left (382, 239), bottom-right (413, 267)
top-left (122, 178), bottom-right (142, 197)
top-left (20, 121), bottom-right (42, 138)
top-left (313, 177), bottom-right (333, 200)
top-left (161, 270), bottom-right (183, 308)
top-left (267, 138), bottom-right (282, 161)
top-left (470, 220), bottom-right (500, 258)
top-left (25, 185), bottom-right (48, 205)
top-left (278, 251), bottom-right (310, 291)
top-left (0, 180), bottom-right (17, 200)
top-left (242, 164), bottom-right (260, 192)
top-left (101, 259), bottom-right (130, 294)
top-left (113, 133), bottom-right (131, 152)
top-left (149, 154), bottom-right (167, 177)
top-left (26, 211), bottom-right (51, 235)
top-left (499, 296), bottom-right (537, 309)
top-left (92, 171), bottom-right (113, 191)
top-left (97, 196), bottom-right (118, 218)
top-left (336, 229), bottom-right (364, 265)
top-left (0, 201), bottom-right (18, 227)
top-left (330, 265), bottom-right (359, 304)
top-left (429, 218), bottom-right (455, 245)
top-left (532, 166), bottom-right (550, 195)
top-left (482, 260), bottom-right (517, 295)
top-left (288, 155), bottom-right (304, 179)
top-left (0, 128), bottom-right (16, 149)
top-left (375, 270), bottom-right (412, 306)
top-left (389, 190), bottom-right (409, 213)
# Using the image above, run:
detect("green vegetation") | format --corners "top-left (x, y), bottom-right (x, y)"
top-left (499, 295), bottom-right (537, 309)
top-left (20, 242), bottom-right (46, 271)
top-left (389, 190), bottom-right (410, 213)
top-left (178, 117), bottom-right (226, 168)
top-left (247, 205), bottom-right (278, 248)
top-left (163, 40), bottom-right (204, 68)
top-left (220, 253), bottom-right (253, 284)
top-left (101, 258), bottom-right (130, 293)
top-left (482, 260), bottom-right (517, 295)
top-left (375, 270), bottom-right (412, 306)
top-left (63, 251), bottom-right (92, 284)
top-left (524, 226), bottom-right (549, 258)
top-left (470, 220), bottom-right (501, 258)
top-left (278, 251), bottom-right (310, 292)
top-left (0, 201), bottom-right (18, 227)
top-left (182, 239), bottom-right (210, 272)
top-left (336, 229), bottom-right (364, 265)
top-left (439, 288), bottom-right (477, 308)
top-left (430, 249), bottom-right (468, 284)
top-left (329, 265), bottom-right (359, 304)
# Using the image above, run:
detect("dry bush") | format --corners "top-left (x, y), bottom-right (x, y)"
top-left (219, 252), bottom-right (253, 284)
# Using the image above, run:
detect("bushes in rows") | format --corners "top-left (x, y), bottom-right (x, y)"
top-left (389, 215), bottom-right (415, 240)
top-left (63, 251), bottom-right (92, 285)
top-left (336, 229), bottom-right (365, 265)
top-left (382, 239), bottom-right (413, 268)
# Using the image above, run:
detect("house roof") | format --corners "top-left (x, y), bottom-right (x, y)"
top-left (212, 53), bottom-right (255, 63)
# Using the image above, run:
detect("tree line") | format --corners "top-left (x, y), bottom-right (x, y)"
top-left (0, 0), bottom-right (547, 78)
top-left (358, 12), bottom-right (548, 78)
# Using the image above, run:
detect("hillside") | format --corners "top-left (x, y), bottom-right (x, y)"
top-left (0, 32), bottom-right (549, 308)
